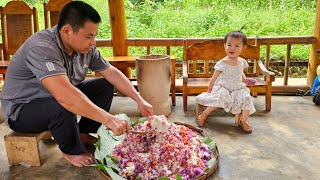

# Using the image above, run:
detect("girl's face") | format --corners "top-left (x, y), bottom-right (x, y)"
top-left (224, 36), bottom-right (245, 59)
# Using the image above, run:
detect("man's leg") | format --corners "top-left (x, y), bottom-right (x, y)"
top-left (77, 78), bottom-right (114, 134)
top-left (8, 97), bottom-right (86, 155)
top-left (8, 97), bottom-right (93, 167)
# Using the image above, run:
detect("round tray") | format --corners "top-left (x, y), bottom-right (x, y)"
top-left (97, 122), bottom-right (220, 180)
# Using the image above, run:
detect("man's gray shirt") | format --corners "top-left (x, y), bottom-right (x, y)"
top-left (0, 26), bottom-right (110, 124)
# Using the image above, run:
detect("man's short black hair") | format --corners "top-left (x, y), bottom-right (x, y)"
top-left (58, 1), bottom-right (101, 32)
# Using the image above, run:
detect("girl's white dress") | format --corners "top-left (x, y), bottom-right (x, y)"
top-left (195, 58), bottom-right (256, 115)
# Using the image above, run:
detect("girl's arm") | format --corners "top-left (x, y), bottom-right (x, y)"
top-left (242, 72), bottom-right (247, 83)
top-left (208, 70), bottom-right (221, 92)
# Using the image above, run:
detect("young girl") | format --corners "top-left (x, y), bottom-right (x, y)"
top-left (195, 30), bottom-right (256, 133)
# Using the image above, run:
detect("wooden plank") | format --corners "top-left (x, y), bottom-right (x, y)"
top-left (272, 85), bottom-right (310, 93)
top-left (125, 36), bottom-right (316, 46)
top-left (6, 15), bottom-right (33, 52)
top-left (93, 36), bottom-right (317, 48)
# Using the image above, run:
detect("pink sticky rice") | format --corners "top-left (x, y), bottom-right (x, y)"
top-left (112, 115), bottom-right (212, 180)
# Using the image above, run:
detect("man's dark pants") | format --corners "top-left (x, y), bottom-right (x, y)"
top-left (8, 78), bottom-right (114, 155)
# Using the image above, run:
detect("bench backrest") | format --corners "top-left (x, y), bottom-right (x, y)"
top-left (43, 0), bottom-right (72, 29)
top-left (183, 38), bottom-right (261, 78)
top-left (0, 1), bottom-right (38, 60)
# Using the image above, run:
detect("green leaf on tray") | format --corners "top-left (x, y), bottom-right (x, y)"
top-left (90, 163), bottom-right (126, 179)
top-left (206, 156), bottom-right (217, 170)
top-left (94, 135), bottom-right (101, 151)
top-left (201, 136), bottom-right (218, 170)
top-left (202, 137), bottom-right (217, 152)
top-left (176, 174), bottom-right (183, 180)
top-left (94, 114), bottom-right (131, 172)
top-left (132, 116), bottom-right (148, 127)
top-left (107, 154), bottom-right (119, 164)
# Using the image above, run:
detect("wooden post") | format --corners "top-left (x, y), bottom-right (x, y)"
top-left (108, 0), bottom-right (130, 77)
top-left (284, 44), bottom-right (291, 85)
top-left (308, 0), bottom-right (320, 87)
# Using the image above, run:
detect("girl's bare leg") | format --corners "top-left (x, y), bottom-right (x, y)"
top-left (196, 106), bottom-right (219, 126)
top-left (239, 110), bottom-right (252, 133)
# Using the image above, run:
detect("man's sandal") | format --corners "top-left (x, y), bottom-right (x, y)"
top-left (239, 121), bottom-right (253, 133)
top-left (196, 113), bottom-right (206, 127)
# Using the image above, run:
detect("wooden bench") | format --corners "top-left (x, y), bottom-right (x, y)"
top-left (4, 131), bottom-right (52, 166)
top-left (183, 39), bottom-right (275, 113)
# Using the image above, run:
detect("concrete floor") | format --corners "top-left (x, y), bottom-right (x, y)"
top-left (1, 95), bottom-right (320, 180)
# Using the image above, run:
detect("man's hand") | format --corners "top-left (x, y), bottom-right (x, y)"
top-left (104, 115), bottom-right (131, 136)
top-left (138, 99), bottom-right (154, 117)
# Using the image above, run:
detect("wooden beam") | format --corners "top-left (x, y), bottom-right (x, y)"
top-left (108, 0), bottom-right (128, 55)
top-left (108, 0), bottom-right (129, 76)
top-left (94, 36), bottom-right (316, 48)
top-left (308, 0), bottom-right (320, 87)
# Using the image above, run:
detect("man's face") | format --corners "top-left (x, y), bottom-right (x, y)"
top-left (67, 21), bottom-right (98, 54)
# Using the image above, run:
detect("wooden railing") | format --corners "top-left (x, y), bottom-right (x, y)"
top-left (95, 36), bottom-right (317, 93)
top-left (1, 36), bottom-right (316, 93)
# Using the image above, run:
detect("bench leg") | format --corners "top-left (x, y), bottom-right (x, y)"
top-left (235, 114), bottom-right (241, 126)
top-left (4, 136), bottom-right (41, 166)
top-left (266, 83), bottom-right (272, 112)
top-left (183, 94), bottom-right (188, 111)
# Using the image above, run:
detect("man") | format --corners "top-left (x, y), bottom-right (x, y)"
top-left (0, 1), bottom-right (153, 167)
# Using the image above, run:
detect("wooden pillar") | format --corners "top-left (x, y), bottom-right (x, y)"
top-left (108, 0), bottom-right (130, 77)
top-left (307, 0), bottom-right (320, 87)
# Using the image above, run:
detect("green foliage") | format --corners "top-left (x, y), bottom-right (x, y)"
top-left (0, 0), bottom-right (316, 76)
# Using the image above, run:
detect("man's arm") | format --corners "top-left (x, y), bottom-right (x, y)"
top-left (98, 65), bottom-right (153, 117)
top-left (41, 75), bottom-right (130, 135)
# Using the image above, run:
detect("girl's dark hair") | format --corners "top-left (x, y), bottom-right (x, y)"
top-left (224, 30), bottom-right (248, 45)
top-left (58, 1), bottom-right (101, 32)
